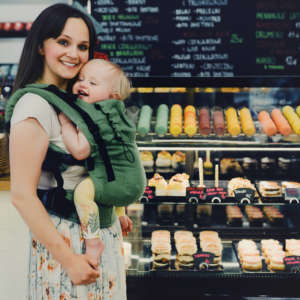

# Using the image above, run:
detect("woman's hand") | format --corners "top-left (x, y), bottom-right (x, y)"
top-left (64, 253), bottom-right (100, 285)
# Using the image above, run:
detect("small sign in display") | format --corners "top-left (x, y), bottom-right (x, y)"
top-left (194, 252), bottom-right (215, 271)
top-left (206, 187), bottom-right (227, 203)
top-left (186, 187), bottom-right (206, 203)
top-left (284, 188), bottom-right (300, 204)
top-left (284, 256), bottom-right (300, 273)
top-left (233, 188), bottom-right (255, 204)
top-left (140, 186), bottom-right (155, 203)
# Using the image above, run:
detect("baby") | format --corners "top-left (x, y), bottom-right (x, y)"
top-left (59, 59), bottom-right (135, 266)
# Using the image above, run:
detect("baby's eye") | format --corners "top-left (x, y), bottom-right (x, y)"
top-left (57, 39), bottom-right (68, 47)
top-left (90, 81), bottom-right (97, 86)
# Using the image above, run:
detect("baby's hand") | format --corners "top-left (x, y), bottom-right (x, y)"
top-left (119, 215), bottom-right (133, 237)
top-left (58, 112), bottom-right (72, 126)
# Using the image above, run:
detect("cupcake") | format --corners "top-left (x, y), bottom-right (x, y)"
top-left (172, 151), bottom-right (186, 172)
top-left (167, 173), bottom-right (190, 196)
top-left (140, 151), bottom-right (154, 172)
top-left (148, 173), bottom-right (168, 196)
top-left (155, 150), bottom-right (172, 172)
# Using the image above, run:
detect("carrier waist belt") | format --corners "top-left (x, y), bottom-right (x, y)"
top-left (37, 188), bottom-right (80, 224)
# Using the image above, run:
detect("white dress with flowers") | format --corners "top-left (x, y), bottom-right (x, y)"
top-left (11, 93), bottom-right (127, 300)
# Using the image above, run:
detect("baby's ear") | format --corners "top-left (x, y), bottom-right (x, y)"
top-left (111, 93), bottom-right (121, 100)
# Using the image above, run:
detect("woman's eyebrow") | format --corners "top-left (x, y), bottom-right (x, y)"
top-left (60, 34), bottom-right (89, 44)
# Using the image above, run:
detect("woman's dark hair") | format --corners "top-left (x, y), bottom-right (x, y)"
top-left (12, 3), bottom-right (96, 93)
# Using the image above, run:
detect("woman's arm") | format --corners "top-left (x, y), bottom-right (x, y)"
top-left (59, 113), bottom-right (91, 160)
top-left (9, 118), bottom-right (99, 284)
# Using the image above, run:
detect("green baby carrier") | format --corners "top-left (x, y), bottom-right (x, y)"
top-left (5, 84), bottom-right (147, 227)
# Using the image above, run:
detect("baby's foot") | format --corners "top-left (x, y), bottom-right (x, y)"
top-left (85, 238), bottom-right (105, 268)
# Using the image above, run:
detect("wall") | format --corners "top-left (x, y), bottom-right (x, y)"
top-left (0, 0), bottom-right (69, 63)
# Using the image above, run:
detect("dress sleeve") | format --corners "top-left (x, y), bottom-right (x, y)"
top-left (10, 92), bottom-right (59, 137)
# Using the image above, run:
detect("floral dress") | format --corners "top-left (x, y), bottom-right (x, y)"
top-left (27, 215), bottom-right (126, 300)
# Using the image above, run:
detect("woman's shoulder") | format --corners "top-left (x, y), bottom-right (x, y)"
top-left (16, 92), bottom-right (55, 110)
top-left (11, 92), bottom-right (59, 136)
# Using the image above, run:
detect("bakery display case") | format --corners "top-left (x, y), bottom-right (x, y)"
top-left (124, 86), bottom-right (300, 300)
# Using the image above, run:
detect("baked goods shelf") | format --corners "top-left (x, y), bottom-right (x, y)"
top-left (141, 180), bottom-right (300, 205)
top-left (126, 238), bottom-right (300, 278)
top-left (141, 204), bottom-right (297, 239)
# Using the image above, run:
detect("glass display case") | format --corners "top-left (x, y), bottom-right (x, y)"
top-left (124, 86), bottom-right (300, 300)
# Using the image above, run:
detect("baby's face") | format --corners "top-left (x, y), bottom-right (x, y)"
top-left (73, 60), bottom-right (114, 104)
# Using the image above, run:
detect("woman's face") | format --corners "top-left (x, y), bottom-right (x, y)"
top-left (39, 17), bottom-right (90, 89)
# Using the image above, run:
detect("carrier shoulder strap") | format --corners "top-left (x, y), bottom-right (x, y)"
top-left (5, 84), bottom-right (115, 181)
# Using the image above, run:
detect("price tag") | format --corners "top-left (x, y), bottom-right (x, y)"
top-left (140, 186), bottom-right (155, 203)
top-left (206, 187), bottom-right (227, 203)
top-left (233, 188), bottom-right (255, 204)
top-left (284, 256), bottom-right (300, 273)
top-left (284, 188), bottom-right (300, 204)
top-left (194, 252), bottom-right (215, 271)
top-left (186, 187), bottom-right (205, 204)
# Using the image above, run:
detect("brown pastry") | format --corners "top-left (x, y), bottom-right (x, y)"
top-left (259, 181), bottom-right (281, 197)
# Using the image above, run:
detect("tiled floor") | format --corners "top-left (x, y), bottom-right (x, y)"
top-left (0, 192), bottom-right (29, 300)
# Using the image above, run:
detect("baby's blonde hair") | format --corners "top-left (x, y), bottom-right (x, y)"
top-left (92, 58), bottom-right (131, 101)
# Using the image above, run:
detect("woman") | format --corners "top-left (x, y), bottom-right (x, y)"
top-left (8, 4), bottom-right (126, 299)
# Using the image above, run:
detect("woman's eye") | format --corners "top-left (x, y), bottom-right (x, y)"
top-left (78, 44), bottom-right (88, 51)
top-left (58, 39), bottom-right (68, 46)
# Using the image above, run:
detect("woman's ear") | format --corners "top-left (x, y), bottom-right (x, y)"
top-left (38, 45), bottom-right (44, 55)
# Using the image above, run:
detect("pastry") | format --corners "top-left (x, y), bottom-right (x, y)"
top-left (148, 173), bottom-right (168, 196)
top-left (263, 206), bottom-right (284, 225)
top-left (241, 255), bottom-right (262, 271)
top-left (155, 150), bottom-right (172, 172)
top-left (151, 230), bottom-right (171, 269)
top-left (245, 206), bottom-right (264, 226)
top-left (258, 181), bottom-right (281, 197)
top-left (167, 173), bottom-right (189, 196)
top-left (271, 108), bottom-right (292, 136)
top-left (227, 177), bottom-right (257, 197)
top-left (212, 108), bottom-right (225, 136)
top-left (258, 110), bottom-right (277, 136)
top-left (140, 151), bottom-right (154, 170)
top-left (225, 107), bottom-right (241, 136)
top-left (282, 105), bottom-right (300, 135)
top-left (155, 104), bottom-right (169, 136)
top-left (226, 205), bottom-right (243, 226)
top-left (171, 151), bottom-right (186, 171)
top-left (169, 104), bottom-right (183, 136)
top-left (239, 107), bottom-right (256, 137)
top-left (175, 231), bottom-right (197, 270)
top-left (281, 181), bottom-right (300, 193)
top-left (268, 254), bottom-right (285, 271)
top-left (220, 158), bottom-right (243, 176)
top-left (137, 105), bottom-right (152, 137)
top-left (184, 105), bottom-right (197, 137)
top-left (199, 230), bottom-right (219, 242)
top-left (174, 230), bottom-right (194, 241)
top-left (198, 107), bottom-right (211, 135)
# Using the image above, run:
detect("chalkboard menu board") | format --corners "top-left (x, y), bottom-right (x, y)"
top-left (92, 0), bottom-right (300, 82)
